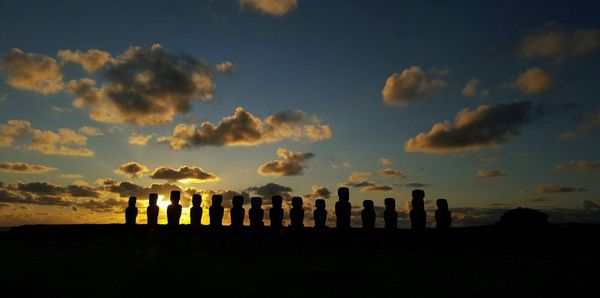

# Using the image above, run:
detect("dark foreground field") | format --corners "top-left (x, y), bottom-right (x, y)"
top-left (1, 224), bottom-right (599, 298)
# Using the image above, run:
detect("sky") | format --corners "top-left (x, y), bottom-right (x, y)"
top-left (0, 0), bottom-right (599, 227)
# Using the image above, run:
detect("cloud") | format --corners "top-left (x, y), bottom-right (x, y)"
top-left (361, 185), bottom-right (394, 192)
top-left (332, 161), bottom-right (352, 169)
top-left (405, 182), bottom-right (430, 188)
top-left (114, 162), bottom-right (149, 178)
top-left (240, 0), bottom-right (298, 16)
top-left (216, 61), bottom-right (235, 74)
top-left (516, 27), bottom-right (600, 63)
top-left (461, 78), bottom-right (489, 97)
top-left (379, 158), bottom-right (392, 165)
top-left (304, 185), bottom-right (331, 199)
top-left (6, 181), bottom-right (100, 198)
top-left (57, 49), bottom-right (112, 72)
top-left (27, 127), bottom-right (94, 157)
top-left (149, 166), bottom-right (219, 183)
top-left (160, 107), bottom-right (331, 149)
top-left (380, 168), bottom-right (407, 179)
top-left (513, 67), bottom-right (554, 94)
top-left (475, 169), bottom-right (507, 178)
top-left (245, 182), bottom-right (293, 198)
top-left (0, 162), bottom-right (56, 174)
top-left (349, 172), bottom-right (372, 183)
top-left (537, 184), bottom-right (587, 194)
top-left (382, 66), bottom-right (447, 106)
top-left (1, 48), bottom-right (64, 94)
top-left (258, 148), bottom-right (314, 176)
top-left (559, 109), bottom-right (600, 140)
top-left (128, 132), bottom-right (153, 145)
top-left (553, 160), bottom-right (600, 173)
top-left (405, 101), bottom-right (539, 154)
top-left (67, 44), bottom-right (215, 125)
top-left (59, 174), bottom-right (83, 179)
top-left (344, 172), bottom-right (393, 192)
top-left (0, 120), bottom-right (31, 147)
top-left (78, 126), bottom-right (104, 136)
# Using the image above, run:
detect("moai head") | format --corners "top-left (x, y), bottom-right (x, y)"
top-left (338, 187), bottom-right (349, 202)
top-left (272, 195), bottom-right (283, 208)
top-left (232, 196), bottom-right (244, 208)
top-left (292, 196), bottom-right (303, 209)
top-left (436, 198), bottom-right (448, 211)
top-left (192, 194), bottom-right (202, 207)
top-left (170, 191), bottom-right (181, 204)
top-left (149, 193), bottom-right (158, 206)
top-left (412, 189), bottom-right (425, 200)
top-left (212, 195), bottom-right (223, 206)
top-left (251, 197), bottom-right (262, 208)
top-left (315, 199), bottom-right (326, 209)
top-left (128, 196), bottom-right (137, 207)
top-left (363, 200), bottom-right (374, 209)
top-left (384, 198), bottom-right (396, 210)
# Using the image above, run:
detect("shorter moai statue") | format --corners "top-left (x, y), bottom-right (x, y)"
top-left (190, 194), bottom-right (202, 227)
top-left (335, 187), bottom-right (351, 229)
top-left (383, 198), bottom-right (398, 230)
top-left (209, 195), bottom-right (224, 228)
top-left (167, 191), bottom-right (182, 226)
top-left (249, 197), bottom-right (264, 229)
top-left (269, 195), bottom-right (284, 231)
top-left (290, 196), bottom-right (304, 229)
top-left (230, 195), bottom-right (245, 229)
top-left (410, 189), bottom-right (427, 231)
top-left (125, 196), bottom-right (138, 225)
top-left (147, 193), bottom-right (159, 226)
top-left (361, 200), bottom-right (376, 229)
top-left (435, 198), bottom-right (451, 230)
top-left (313, 199), bottom-right (327, 229)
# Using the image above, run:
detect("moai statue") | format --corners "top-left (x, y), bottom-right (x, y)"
top-left (313, 199), bottom-right (327, 229)
top-left (209, 195), bottom-right (224, 228)
top-left (230, 195), bottom-right (245, 229)
top-left (410, 189), bottom-right (427, 231)
top-left (290, 196), bottom-right (304, 229)
top-left (167, 191), bottom-right (182, 226)
top-left (125, 196), bottom-right (138, 225)
top-left (361, 200), bottom-right (376, 229)
top-left (435, 198), bottom-right (451, 230)
top-left (249, 197), bottom-right (264, 229)
top-left (147, 193), bottom-right (159, 226)
top-left (190, 194), bottom-right (202, 227)
top-left (383, 198), bottom-right (398, 230)
top-left (335, 187), bottom-right (351, 229)
top-left (269, 195), bottom-right (284, 231)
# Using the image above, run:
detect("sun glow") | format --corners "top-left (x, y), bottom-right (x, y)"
top-left (157, 194), bottom-right (170, 211)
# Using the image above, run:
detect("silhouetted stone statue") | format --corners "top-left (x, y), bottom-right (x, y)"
top-left (209, 195), bottom-right (224, 228)
top-left (313, 199), bottom-right (327, 229)
top-left (290, 196), bottom-right (304, 229)
top-left (125, 196), bottom-right (138, 225)
top-left (410, 189), bottom-right (426, 231)
top-left (269, 195), bottom-right (284, 231)
top-left (167, 191), bottom-right (182, 226)
top-left (384, 198), bottom-right (398, 230)
top-left (230, 195), bottom-right (245, 228)
top-left (249, 197), bottom-right (264, 229)
top-left (335, 187), bottom-right (351, 229)
top-left (147, 193), bottom-right (159, 226)
top-left (435, 198), bottom-right (451, 230)
top-left (190, 194), bottom-right (202, 227)
top-left (361, 200), bottom-right (376, 229)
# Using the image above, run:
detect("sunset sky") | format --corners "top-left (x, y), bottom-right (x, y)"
top-left (1, 0), bottom-right (599, 227)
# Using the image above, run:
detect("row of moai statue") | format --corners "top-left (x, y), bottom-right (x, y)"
top-left (125, 187), bottom-right (451, 230)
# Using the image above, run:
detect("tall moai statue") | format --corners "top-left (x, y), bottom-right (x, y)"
top-left (125, 196), bottom-right (138, 225)
top-left (167, 190), bottom-right (182, 226)
top-left (269, 195), bottom-right (284, 231)
top-left (290, 196), bottom-right (304, 229)
top-left (230, 195), bottom-right (245, 229)
top-left (410, 189), bottom-right (426, 231)
top-left (383, 198), bottom-right (398, 230)
top-left (249, 197), bottom-right (264, 229)
top-left (209, 195), bottom-right (224, 228)
top-left (313, 199), bottom-right (327, 229)
top-left (147, 193), bottom-right (159, 226)
top-left (190, 194), bottom-right (202, 227)
top-left (335, 187), bottom-right (351, 229)
top-left (435, 198), bottom-right (451, 230)
top-left (361, 200), bottom-right (376, 229)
